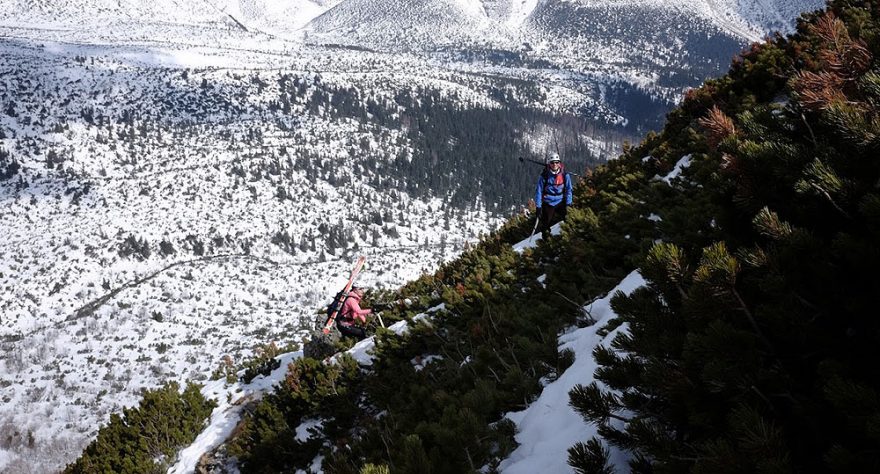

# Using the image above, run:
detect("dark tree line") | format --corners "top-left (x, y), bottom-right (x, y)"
top-left (288, 79), bottom-right (612, 213)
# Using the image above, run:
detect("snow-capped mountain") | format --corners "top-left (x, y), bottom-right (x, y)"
top-left (304, 0), bottom-right (511, 48)
top-left (0, 0), bottom-right (823, 472)
top-left (0, 0), bottom-right (826, 129)
top-left (0, 0), bottom-right (820, 44)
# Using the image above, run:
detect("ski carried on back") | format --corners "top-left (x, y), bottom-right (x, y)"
top-left (322, 255), bottom-right (367, 335)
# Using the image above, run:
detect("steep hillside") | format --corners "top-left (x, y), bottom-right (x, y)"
top-left (571, 2), bottom-right (880, 470)
top-left (0, 0), bottom-right (830, 472)
top-left (73, 0), bottom-right (879, 472)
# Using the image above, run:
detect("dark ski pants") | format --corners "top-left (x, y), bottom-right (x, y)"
top-left (539, 202), bottom-right (568, 237)
top-left (338, 323), bottom-right (366, 340)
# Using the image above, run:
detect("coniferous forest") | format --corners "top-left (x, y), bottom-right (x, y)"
top-left (66, 0), bottom-right (880, 472)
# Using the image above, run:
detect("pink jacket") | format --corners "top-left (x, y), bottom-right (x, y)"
top-left (339, 292), bottom-right (371, 325)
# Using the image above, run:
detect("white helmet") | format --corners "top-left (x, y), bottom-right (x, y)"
top-left (548, 152), bottom-right (561, 163)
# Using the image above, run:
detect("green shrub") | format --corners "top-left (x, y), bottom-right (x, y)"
top-left (571, 4), bottom-right (880, 472)
top-left (65, 382), bottom-right (216, 474)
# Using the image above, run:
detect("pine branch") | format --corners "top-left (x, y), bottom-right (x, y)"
top-left (803, 181), bottom-right (852, 218)
top-left (484, 306), bottom-right (500, 334)
top-left (568, 439), bottom-right (614, 474)
top-left (791, 70), bottom-right (846, 111)
top-left (752, 207), bottom-right (792, 240)
top-left (698, 106), bottom-right (737, 148)
top-left (800, 113), bottom-right (819, 147)
top-left (487, 366), bottom-right (502, 383)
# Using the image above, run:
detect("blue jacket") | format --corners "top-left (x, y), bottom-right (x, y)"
top-left (536, 168), bottom-right (573, 208)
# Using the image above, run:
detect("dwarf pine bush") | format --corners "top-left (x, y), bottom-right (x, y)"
top-left (65, 382), bottom-right (215, 474)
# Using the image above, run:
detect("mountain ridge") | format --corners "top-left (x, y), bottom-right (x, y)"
top-left (0, 0), bottom-right (826, 472)
top-left (139, 2), bottom-right (880, 473)
top-left (0, 0), bottom-right (821, 45)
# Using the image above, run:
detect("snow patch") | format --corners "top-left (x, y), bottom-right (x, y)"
top-left (505, 0), bottom-right (539, 28)
top-left (411, 354), bottom-right (444, 371)
top-left (512, 222), bottom-right (563, 253)
top-left (169, 351), bottom-right (302, 474)
top-left (499, 270), bottom-right (646, 474)
top-left (295, 418), bottom-right (324, 442)
top-left (0, 450), bottom-right (11, 471)
top-left (656, 154), bottom-right (693, 184)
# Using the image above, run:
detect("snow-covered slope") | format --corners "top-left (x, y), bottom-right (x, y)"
top-left (0, 0), bottom-right (338, 33)
top-left (500, 270), bottom-right (647, 473)
top-left (519, 0), bottom-right (820, 41)
top-left (0, 0), bottom-right (823, 46)
top-left (0, 0), bottom-right (340, 47)
top-left (301, 0), bottom-right (823, 50)
top-left (0, 0), bottom-right (825, 472)
top-left (0, 45), bottom-right (507, 473)
top-left (304, 0), bottom-right (512, 49)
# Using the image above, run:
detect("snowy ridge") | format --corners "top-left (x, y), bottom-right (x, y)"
top-left (169, 304), bottom-right (445, 473)
top-left (168, 351), bottom-right (303, 474)
top-left (499, 270), bottom-right (647, 473)
top-left (0, 0), bottom-right (824, 470)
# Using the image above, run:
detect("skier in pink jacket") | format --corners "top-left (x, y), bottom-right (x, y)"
top-left (337, 287), bottom-right (372, 340)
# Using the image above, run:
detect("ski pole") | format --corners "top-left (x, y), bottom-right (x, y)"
top-left (519, 156), bottom-right (546, 166)
top-left (377, 313), bottom-right (385, 328)
top-left (528, 212), bottom-right (541, 244)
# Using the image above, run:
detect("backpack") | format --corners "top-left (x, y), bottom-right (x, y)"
top-left (323, 290), bottom-right (350, 326)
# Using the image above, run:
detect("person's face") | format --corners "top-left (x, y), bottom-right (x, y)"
top-left (549, 161), bottom-right (561, 170)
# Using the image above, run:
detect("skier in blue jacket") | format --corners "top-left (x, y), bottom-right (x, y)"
top-left (535, 153), bottom-right (573, 238)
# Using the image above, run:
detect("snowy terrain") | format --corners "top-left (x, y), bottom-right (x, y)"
top-left (0, 0), bottom-right (822, 45)
top-left (0, 0), bottom-right (826, 125)
top-left (0, 48), bottom-right (506, 473)
top-left (166, 230), bottom-right (640, 474)
top-left (499, 270), bottom-right (647, 473)
top-left (166, 304), bottom-right (443, 474)
top-left (0, 0), bottom-right (823, 472)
